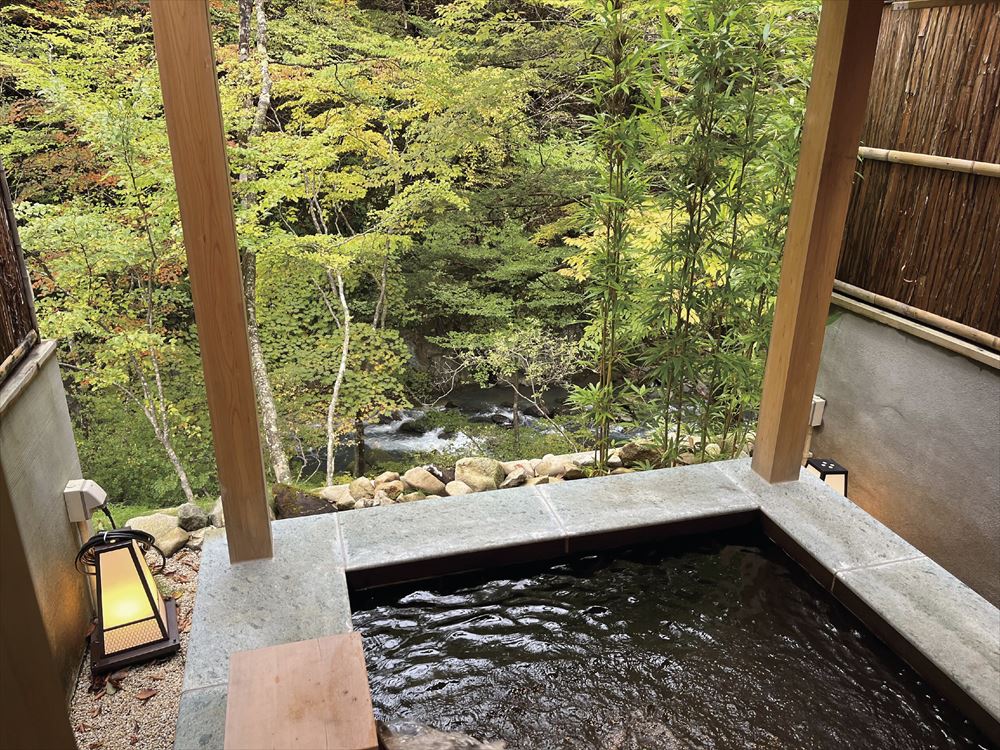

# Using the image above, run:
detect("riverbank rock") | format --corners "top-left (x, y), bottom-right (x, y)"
top-left (563, 463), bottom-right (585, 480)
top-left (525, 475), bottom-right (549, 486)
top-left (349, 477), bottom-right (376, 500)
top-left (619, 440), bottom-right (661, 466)
top-left (455, 457), bottom-right (505, 491)
top-left (318, 484), bottom-right (356, 510)
top-left (399, 491), bottom-right (426, 502)
top-left (500, 459), bottom-right (535, 477)
top-left (375, 471), bottom-right (400, 485)
top-left (534, 454), bottom-right (567, 478)
top-left (186, 527), bottom-right (209, 551)
top-left (209, 497), bottom-right (225, 527)
top-left (177, 502), bottom-right (208, 531)
top-left (380, 479), bottom-right (405, 500)
top-left (499, 467), bottom-right (528, 489)
top-left (445, 480), bottom-right (473, 496)
top-left (273, 483), bottom-right (334, 519)
top-left (403, 467), bottom-right (447, 496)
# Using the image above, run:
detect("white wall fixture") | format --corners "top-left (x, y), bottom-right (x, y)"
top-left (63, 479), bottom-right (107, 523)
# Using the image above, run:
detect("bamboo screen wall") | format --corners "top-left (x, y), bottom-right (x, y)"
top-left (837, 1), bottom-right (1000, 338)
top-left (0, 162), bottom-right (38, 382)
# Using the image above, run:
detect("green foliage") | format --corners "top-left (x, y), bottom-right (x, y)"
top-left (2, 0), bottom-right (818, 492)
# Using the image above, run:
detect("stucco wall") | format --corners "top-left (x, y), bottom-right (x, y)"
top-left (0, 340), bottom-right (91, 699)
top-left (812, 308), bottom-right (1000, 606)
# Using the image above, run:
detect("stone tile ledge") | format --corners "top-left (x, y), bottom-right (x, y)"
top-left (176, 458), bottom-right (1000, 747)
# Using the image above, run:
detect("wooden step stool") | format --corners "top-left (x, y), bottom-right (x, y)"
top-left (224, 633), bottom-right (378, 750)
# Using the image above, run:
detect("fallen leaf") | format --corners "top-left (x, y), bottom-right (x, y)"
top-left (148, 673), bottom-right (165, 681)
top-left (89, 706), bottom-right (102, 719)
top-left (74, 722), bottom-right (91, 732)
top-left (135, 688), bottom-right (158, 701)
top-left (88, 742), bottom-right (103, 749)
top-left (129, 734), bottom-right (140, 745)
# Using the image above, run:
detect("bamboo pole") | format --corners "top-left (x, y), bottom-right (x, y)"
top-left (891, 0), bottom-right (986, 10)
top-left (833, 280), bottom-right (1000, 351)
top-left (858, 146), bottom-right (1000, 178)
top-left (831, 293), bottom-right (1000, 370)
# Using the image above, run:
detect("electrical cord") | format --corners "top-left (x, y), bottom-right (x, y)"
top-left (75, 527), bottom-right (166, 576)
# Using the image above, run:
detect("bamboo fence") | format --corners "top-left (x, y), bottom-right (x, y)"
top-left (0, 163), bottom-right (38, 382)
top-left (837, 1), bottom-right (1000, 339)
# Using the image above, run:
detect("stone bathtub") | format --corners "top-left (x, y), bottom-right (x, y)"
top-left (174, 459), bottom-right (1000, 748)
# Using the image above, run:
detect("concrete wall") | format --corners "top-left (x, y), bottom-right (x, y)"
top-left (812, 308), bottom-right (1000, 606)
top-left (0, 340), bottom-right (91, 699)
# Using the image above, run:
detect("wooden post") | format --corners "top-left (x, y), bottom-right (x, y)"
top-left (751, 0), bottom-right (883, 484)
top-left (150, 0), bottom-right (272, 561)
top-left (0, 468), bottom-right (77, 750)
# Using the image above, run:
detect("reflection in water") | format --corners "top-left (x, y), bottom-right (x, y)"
top-left (353, 531), bottom-right (990, 750)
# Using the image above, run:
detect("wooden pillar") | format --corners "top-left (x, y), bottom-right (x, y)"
top-left (0, 468), bottom-right (77, 750)
top-left (752, 0), bottom-right (883, 484)
top-left (150, 0), bottom-right (272, 561)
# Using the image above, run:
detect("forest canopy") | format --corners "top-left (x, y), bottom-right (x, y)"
top-left (1, 0), bottom-right (818, 508)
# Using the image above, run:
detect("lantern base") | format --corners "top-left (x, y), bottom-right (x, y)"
top-left (90, 597), bottom-right (181, 674)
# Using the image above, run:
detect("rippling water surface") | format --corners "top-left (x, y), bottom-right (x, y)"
top-left (352, 531), bottom-right (991, 749)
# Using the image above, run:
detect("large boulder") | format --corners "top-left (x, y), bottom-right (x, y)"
top-left (402, 467), bottom-right (447, 496)
top-left (618, 440), bottom-right (661, 467)
top-left (349, 477), bottom-right (376, 500)
top-left (272, 484), bottom-right (334, 519)
top-left (445, 480), bottom-right (473, 496)
top-left (126, 512), bottom-right (179, 541)
top-left (318, 484), bottom-right (356, 511)
top-left (208, 497), bottom-right (225, 527)
top-left (399, 491), bottom-right (426, 503)
top-left (177, 502), bottom-right (209, 532)
top-left (455, 457), bottom-right (505, 492)
top-left (158, 527), bottom-right (190, 556)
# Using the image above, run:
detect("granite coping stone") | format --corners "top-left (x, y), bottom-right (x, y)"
top-left (834, 557), bottom-right (1000, 731)
top-left (534, 462), bottom-right (758, 541)
top-left (716, 458), bottom-right (924, 586)
top-left (174, 685), bottom-right (227, 750)
top-left (182, 513), bottom-right (351, 693)
top-left (336, 487), bottom-right (563, 571)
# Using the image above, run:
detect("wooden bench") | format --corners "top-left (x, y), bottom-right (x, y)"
top-left (224, 633), bottom-right (378, 750)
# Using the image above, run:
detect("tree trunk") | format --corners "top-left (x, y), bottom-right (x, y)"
top-left (511, 386), bottom-right (521, 451)
top-left (354, 417), bottom-right (366, 477)
top-left (325, 270), bottom-right (351, 485)
top-left (243, 255), bottom-right (291, 483)
top-left (237, 0), bottom-right (290, 483)
top-left (160, 431), bottom-right (196, 504)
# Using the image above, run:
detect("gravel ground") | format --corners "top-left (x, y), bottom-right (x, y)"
top-left (70, 547), bottom-right (201, 750)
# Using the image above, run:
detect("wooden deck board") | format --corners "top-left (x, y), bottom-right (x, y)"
top-left (224, 633), bottom-right (378, 750)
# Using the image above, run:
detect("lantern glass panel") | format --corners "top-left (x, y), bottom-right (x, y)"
top-left (97, 542), bottom-right (167, 654)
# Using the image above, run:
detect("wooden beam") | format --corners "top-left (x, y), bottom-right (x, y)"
top-left (752, 0), bottom-right (883, 484)
top-left (150, 0), bottom-right (272, 561)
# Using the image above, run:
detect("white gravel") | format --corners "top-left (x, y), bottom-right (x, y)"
top-left (70, 547), bottom-right (201, 750)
